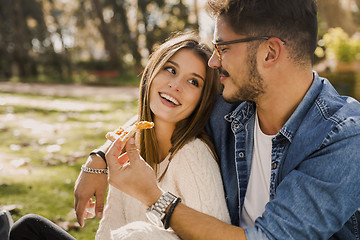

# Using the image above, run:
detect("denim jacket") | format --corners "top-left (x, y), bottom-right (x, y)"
top-left (207, 72), bottom-right (360, 240)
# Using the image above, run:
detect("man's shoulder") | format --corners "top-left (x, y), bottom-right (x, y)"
top-left (316, 78), bottom-right (360, 129)
top-left (296, 77), bottom-right (360, 149)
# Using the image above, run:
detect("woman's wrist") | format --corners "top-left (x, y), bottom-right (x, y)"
top-left (144, 187), bottom-right (164, 208)
top-left (85, 154), bottom-right (107, 169)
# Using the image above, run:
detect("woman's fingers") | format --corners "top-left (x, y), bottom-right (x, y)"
top-left (125, 138), bottom-right (141, 165)
top-left (106, 137), bottom-right (126, 168)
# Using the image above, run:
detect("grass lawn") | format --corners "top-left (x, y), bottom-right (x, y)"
top-left (0, 90), bottom-right (138, 239)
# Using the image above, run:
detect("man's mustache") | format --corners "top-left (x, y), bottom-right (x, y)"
top-left (217, 68), bottom-right (230, 77)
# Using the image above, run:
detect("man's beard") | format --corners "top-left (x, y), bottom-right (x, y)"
top-left (223, 48), bottom-right (265, 103)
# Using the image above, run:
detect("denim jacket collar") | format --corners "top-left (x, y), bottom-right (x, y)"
top-left (224, 101), bottom-right (255, 133)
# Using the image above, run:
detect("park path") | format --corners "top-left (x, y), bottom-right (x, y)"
top-left (0, 82), bottom-right (139, 99)
top-left (0, 82), bottom-right (139, 176)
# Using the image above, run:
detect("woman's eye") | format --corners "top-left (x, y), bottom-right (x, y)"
top-left (164, 66), bottom-right (176, 74)
top-left (189, 79), bottom-right (199, 87)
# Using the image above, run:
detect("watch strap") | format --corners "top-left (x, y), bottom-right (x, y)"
top-left (146, 192), bottom-right (177, 227)
top-left (163, 197), bottom-right (181, 229)
top-left (89, 150), bottom-right (107, 166)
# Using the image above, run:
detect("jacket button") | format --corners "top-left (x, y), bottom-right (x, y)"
top-left (239, 152), bottom-right (244, 158)
top-left (272, 163), bottom-right (277, 169)
top-left (234, 124), bottom-right (239, 129)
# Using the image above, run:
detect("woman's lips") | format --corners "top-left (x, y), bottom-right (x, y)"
top-left (159, 92), bottom-right (180, 107)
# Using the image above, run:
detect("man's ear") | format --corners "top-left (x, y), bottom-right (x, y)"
top-left (263, 38), bottom-right (283, 67)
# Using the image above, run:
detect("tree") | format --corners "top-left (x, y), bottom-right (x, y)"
top-left (317, 0), bottom-right (358, 35)
top-left (92, 0), bottom-right (122, 70)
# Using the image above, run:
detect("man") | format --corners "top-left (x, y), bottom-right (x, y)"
top-left (75, 0), bottom-right (360, 239)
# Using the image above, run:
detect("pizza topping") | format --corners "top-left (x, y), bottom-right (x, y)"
top-left (106, 121), bottom-right (154, 142)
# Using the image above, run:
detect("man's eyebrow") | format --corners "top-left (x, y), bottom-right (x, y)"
top-left (168, 60), bottom-right (205, 82)
top-left (213, 38), bottom-right (223, 43)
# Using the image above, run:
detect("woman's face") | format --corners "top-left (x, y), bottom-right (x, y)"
top-left (149, 48), bottom-right (206, 125)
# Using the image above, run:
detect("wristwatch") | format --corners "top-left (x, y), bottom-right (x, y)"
top-left (146, 192), bottom-right (177, 228)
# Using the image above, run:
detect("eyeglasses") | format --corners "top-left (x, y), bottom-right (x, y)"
top-left (212, 36), bottom-right (286, 61)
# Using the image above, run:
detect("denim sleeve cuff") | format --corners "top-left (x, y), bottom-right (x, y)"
top-left (244, 226), bottom-right (269, 240)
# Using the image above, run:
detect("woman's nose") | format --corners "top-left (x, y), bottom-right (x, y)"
top-left (168, 78), bottom-right (182, 91)
top-left (208, 51), bottom-right (221, 69)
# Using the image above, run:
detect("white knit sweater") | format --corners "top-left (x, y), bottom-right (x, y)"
top-left (95, 138), bottom-right (230, 240)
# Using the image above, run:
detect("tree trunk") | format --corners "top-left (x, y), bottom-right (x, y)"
top-left (111, 0), bottom-right (142, 70)
top-left (12, 0), bottom-right (30, 77)
top-left (92, 0), bottom-right (122, 70)
top-left (317, 0), bottom-right (357, 35)
top-left (48, 0), bottom-right (73, 78)
top-left (355, 0), bottom-right (360, 10)
top-left (137, 0), bottom-right (154, 55)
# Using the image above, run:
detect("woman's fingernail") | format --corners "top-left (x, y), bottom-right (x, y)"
top-left (129, 138), bottom-right (135, 144)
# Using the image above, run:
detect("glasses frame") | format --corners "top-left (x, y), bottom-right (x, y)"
top-left (212, 36), bottom-right (286, 61)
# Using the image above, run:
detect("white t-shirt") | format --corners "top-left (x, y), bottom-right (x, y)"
top-left (240, 112), bottom-right (275, 228)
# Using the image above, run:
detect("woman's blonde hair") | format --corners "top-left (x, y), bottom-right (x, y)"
top-left (137, 32), bottom-right (220, 180)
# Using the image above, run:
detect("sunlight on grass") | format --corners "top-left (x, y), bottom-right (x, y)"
top-left (0, 91), bottom-right (138, 239)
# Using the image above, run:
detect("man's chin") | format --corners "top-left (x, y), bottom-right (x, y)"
top-left (222, 93), bottom-right (243, 104)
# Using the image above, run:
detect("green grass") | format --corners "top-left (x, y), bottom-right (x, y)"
top-left (0, 91), bottom-right (138, 239)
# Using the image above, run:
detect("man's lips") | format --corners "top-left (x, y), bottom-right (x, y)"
top-left (218, 68), bottom-right (230, 83)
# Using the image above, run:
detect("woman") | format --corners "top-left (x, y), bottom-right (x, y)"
top-left (96, 32), bottom-right (230, 239)
top-left (10, 32), bottom-right (230, 240)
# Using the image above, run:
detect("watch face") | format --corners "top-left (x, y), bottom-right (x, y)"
top-left (146, 211), bottom-right (164, 228)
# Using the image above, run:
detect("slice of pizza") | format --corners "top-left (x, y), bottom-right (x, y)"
top-left (106, 121), bottom-right (154, 142)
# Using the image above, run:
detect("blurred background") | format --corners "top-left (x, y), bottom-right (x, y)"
top-left (0, 0), bottom-right (360, 239)
top-left (0, 0), bottom-right (359, 90)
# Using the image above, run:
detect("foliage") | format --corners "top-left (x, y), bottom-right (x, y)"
top-left (0, 0), bottom-right (199, 82)
top-left (320, 27), bottom-right (360, 62)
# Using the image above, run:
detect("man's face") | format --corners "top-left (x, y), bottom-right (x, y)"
top-left (208, 16), bottom-right (265, 103)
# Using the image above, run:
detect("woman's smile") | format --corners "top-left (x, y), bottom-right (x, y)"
top-left (159, 92), bottom-right (181, 107)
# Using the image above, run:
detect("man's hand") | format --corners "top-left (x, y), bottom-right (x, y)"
top-left (74, 154), bottom-right (108, 227)
top-left (106, 137), bottom-right (163, 207)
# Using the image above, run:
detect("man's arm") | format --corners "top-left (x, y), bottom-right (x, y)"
top-left (106, 138), bottom-right (247, 240)
top-left (170, 203), bottom-right (246, 240)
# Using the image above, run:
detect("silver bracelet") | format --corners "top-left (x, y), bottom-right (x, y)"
top-left (81, 164), bottom-right (108, 174)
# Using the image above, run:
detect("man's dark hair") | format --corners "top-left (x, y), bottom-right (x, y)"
top-left (208, 0), bottom-right (318, 66)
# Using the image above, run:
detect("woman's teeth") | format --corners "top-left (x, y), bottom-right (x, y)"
top-left (160, 93), bottom-right (180, 105)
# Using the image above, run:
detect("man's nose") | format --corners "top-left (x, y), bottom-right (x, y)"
top-left (208, 51), bottom-right (221, 69)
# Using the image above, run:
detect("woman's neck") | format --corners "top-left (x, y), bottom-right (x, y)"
top-left (154, 118), bottom-right (176, 161)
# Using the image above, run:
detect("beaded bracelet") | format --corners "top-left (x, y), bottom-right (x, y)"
top-left (81, 164), bottom-right (108, 174)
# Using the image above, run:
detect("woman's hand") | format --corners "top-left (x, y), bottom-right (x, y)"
top-left (106, 138), bottom-right (163, 207)
top-left (74, 154), bottom-right (108, 227)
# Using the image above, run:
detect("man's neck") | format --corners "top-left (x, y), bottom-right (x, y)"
top-left (256, 70), bottom-right (314, 135)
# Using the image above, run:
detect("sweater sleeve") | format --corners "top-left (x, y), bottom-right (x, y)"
top-left (95, 185), bottom-right (130, 240)
top-left (164, 138), bottom-right (231, 224)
